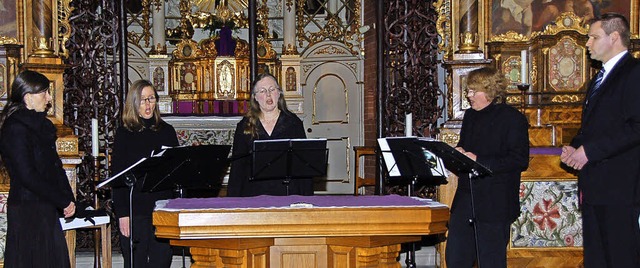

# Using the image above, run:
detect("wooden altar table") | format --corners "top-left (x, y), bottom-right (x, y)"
top-left (153, 195), bottom-right (449, 268)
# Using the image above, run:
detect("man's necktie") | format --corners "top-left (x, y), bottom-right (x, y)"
top-left (590, 69), bottom-right (605, 97)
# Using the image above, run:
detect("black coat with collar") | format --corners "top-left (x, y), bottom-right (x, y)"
top-left (227, 111), bottom-right (312, 197)
top-left (571, 53), bottom-right (640, 205)
top-left (454, 102), bottom-right (530, 223)
top-left (0, 109), bottom-right (75, 268)
top-left (0, 108), bottom-right (74, 209)
top-left (111, 120), bottom-right (179, 218)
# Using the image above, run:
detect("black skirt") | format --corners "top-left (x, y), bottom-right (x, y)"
top-left (3, 202), bottom-right (70, 268)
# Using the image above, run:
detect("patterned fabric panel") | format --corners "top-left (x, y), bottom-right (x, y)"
top-left (176, 129), bottom-right (235, 146)
top-left (0, 193), bottom-right (8, 258)
top-left (511, 181), bottom-right (582, 247)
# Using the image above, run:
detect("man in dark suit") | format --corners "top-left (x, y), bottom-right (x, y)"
top-left (561, 13), bottom-right (640, 267)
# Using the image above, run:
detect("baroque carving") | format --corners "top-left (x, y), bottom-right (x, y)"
top-left (491, 31), bottom-right (530, 42)
top-left (56, 139), bottom-right (79, 156)
top-left (551, 95), bottom-right (581, 103)
top-left (295, 0), bottom-right (362, 55)
top-left (316, 45), bottom-right (347, 55)
top-left (172, 39), bottom-right (203, 59)
top-left (548, 37), bottom-right (585, 92)
top-left (283, 43), bottom-right (298, 55)
top-left (302, 63), bottom-right (316, 74)
top-left (383, 0), bottom-right (443, 138)
top-left (57, 0), bottom-right (72, 57)
top-left (285, 67), bottom-right (296, 92)
top-left (285, 0), bottom-right (294, 12)
top-left (533, 12), bottom-right (589, 37)
top-left (490, 13), bottom-right (589, 42)
top-left (434, 0), bottom-right (452, 59)
top-left (64, 0), bottom-right (123, 250)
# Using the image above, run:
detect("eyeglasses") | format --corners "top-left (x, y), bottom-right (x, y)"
top-left (466, 89), bottom-right (477, 96)
top-left (255, 87), bottom-right (279, 95)
top-left (140, 96), bottom-right (157, 104)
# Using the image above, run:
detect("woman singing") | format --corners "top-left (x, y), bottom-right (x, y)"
top-left (227, 73), bottom-right (312, 197)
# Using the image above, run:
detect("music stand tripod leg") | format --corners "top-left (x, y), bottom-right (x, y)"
top-left (468, 172), bottom-right (482, 268)
top-left (174, 185), bottom-right (188, 268)
top-left (403, 177), bottom-right (418, 268)
top-left (125, 174), bottom-right (136, 268)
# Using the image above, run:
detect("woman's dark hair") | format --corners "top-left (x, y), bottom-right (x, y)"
top-left (122, 79), bottom-right (163, 132)
top-left (243, 73), bottom-right (291, 138)
top-left (0, 70), bottom-right (50, 133)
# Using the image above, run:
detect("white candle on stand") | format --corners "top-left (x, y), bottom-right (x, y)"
top-left (91, 119), bottom-right (99, 157)
top-left (521, 50), bottom-right (528, 84)
top-left (405, 113), bottom-right (412, 137)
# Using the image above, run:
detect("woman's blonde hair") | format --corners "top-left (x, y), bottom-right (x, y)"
top-left (122, 79), bottom-right (163, 132)
top-left (466, 67), bottom-right (506, 103)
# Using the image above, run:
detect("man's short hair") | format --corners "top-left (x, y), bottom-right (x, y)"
top-left (588, 13), bottom-right (631, 48)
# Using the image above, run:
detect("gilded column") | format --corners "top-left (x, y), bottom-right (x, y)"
top-left (457, 0), bottom-right (480, 53)
top-left (31, 0), bottom-right (55, 56)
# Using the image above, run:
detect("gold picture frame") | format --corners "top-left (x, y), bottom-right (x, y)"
top-left (436, 0), bottom-right (640, 59)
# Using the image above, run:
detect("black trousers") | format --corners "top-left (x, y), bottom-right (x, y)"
top-left (582, 203), bottom-right (640, 268)
top-left (445, 192), bottom-right (510, 268)
top-left (119, 216), bottom-right (173, 268)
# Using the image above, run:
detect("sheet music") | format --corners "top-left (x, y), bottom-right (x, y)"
top-left (96, 157), bottom-right (147, 188)
top-left (377, 137), bottom-right (401, 177)
top-left (253, 138), bottom-right (328, 144)
top-left (378, 137), bottom-right (449, 177)
top-left (422, 146), bottom-right (449, 177)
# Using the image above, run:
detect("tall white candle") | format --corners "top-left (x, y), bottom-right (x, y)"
top-left (91, 119), bottom-right (99, 157)
top-left (405, 113), bottom-right (412, 137)
top-left (521, 50), bottom-right (528, 84)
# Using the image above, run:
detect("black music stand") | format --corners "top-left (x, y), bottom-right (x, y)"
top-left (414, 138), bottom-right (492, 268)
top-left (251, 138), bottom-right (328, 195)
top-left (379, 137), bottom-right (448, 189)
top-left (378, 137), bottom-right (449, 267)
top-left (97, 144), bottom-right (231, 268)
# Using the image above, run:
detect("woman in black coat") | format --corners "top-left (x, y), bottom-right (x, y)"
top-left (445, 67), bottom-right (529, 268)
top-left (0, 70), bottom-right (76, 268)
top-left (227, 73), bottom-right (312, 197)
top-left (111, 79), bottom-right (178, 268)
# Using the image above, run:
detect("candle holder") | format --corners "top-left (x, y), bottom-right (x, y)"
top-left (91, 154), bottom-right (103, 267)
top-left (517, 83), bottom-right (530, 113)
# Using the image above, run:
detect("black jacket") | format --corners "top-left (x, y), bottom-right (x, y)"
top-left (0, 108), bottom-right (74, 209)
top-left (454, 102), bottom-right (530, 222)
top-left (571, 53), bottom-right (640, 205)
top-left (227, 111), bottom-right (312, 197)
top-left (111, 120), bottom-right (179, 218)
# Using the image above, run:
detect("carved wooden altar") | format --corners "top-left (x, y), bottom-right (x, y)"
top-left (168, 36), bottom-right (280, 115)
top-left (153, 195), bottom-right (449, 268)
top-left (435, 0), bottom-right (640, 266)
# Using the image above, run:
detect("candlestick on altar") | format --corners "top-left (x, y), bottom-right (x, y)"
top-left (405, 113), bottom-right (413, 137)
top-left (520, 50), bottom-right (528, 84)
top-left (91, 119), bottom-right (99, 157)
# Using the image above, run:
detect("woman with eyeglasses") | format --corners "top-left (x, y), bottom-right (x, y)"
top-left (0, 70), bottom-right (76, 267)
top-left (227, 73), bottom-right (312, 197)
top-left (445, 67), bottom-right (529, 267)
top-left (112, 79), bottom-right (178, 267)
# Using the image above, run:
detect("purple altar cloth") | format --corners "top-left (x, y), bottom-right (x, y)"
top-left (159, 195), bottom-right (438, 211)
top-left (530, 147), bottom-right (563, 155)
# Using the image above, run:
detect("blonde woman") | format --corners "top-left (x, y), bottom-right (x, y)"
top-left (111, 79), bottom-right (178, 268)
